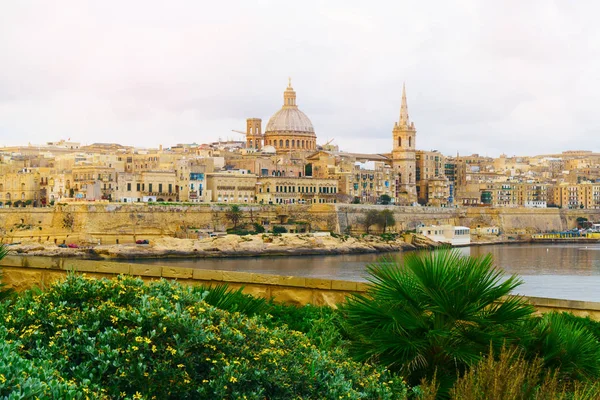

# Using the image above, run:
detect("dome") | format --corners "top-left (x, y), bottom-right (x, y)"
top-left (265, 108), bottom-right (315, 135)
top-left (264, 79), bottom-right (316, 137)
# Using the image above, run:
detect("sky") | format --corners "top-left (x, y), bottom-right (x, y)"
top-left (1, 1), bottom-right (599, 157)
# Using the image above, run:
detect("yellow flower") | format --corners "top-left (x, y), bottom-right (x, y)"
top-left (135, 336), bottom-right (143, 343)
top-left (0, 374), bottom-right (5, 384)
top-left (132, 346), bottom-right (139, 351)
top-left (133, 392), bottom-right (143, 400)
top-left (229, 376), bottom-right (238, 383)
top-left (151, 345), bottom-right (157, 353)
top-left (177, 364), bottom-right (184, 368)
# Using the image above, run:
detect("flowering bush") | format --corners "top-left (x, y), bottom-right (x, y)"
top-left (0, 274), bottom-right (407, 399)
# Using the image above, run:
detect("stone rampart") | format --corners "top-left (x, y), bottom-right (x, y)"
top-left (1, 260), bottom-right (599, 319)
top-left (1, 204), bottom-right (599, 245)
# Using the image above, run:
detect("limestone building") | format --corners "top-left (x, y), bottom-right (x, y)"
top-left (391, 84), bottom-right (417, 204)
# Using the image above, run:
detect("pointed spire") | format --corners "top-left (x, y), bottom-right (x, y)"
top-left (399, 82), bottom-right (409, 127)
top-left (288, 76), bottom-right (292, 88)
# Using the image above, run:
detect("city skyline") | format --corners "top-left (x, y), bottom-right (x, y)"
top-left (1, 1), bottom-right (599, 156)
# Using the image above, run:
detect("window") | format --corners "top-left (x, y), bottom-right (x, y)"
top-left (158, 184), bottom-right (163, 193)
top-left (168, 184), bottom-right (172, 193)
top-left (398, 137), bottom-right (401, 147)
top-left (148, 184), bottom-right (153, 192)
top-left (136, 183), bottom-right (140, 191)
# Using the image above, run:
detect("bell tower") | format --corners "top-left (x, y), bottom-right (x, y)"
top-left (392, 83), bottom-right (417, 204)
top-left (246, 118), bottom-right (262, 150)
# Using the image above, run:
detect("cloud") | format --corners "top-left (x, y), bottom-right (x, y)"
top-left (0, 0), bottom-right (599, 156)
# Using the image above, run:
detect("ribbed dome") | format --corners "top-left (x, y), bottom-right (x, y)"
top-left (265, 108), bottom-right (315, 135)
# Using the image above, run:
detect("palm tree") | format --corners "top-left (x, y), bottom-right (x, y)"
top-left (225, 204), bottom-right (243, 229)
top-left (0, 245), bottom-right (14, 301)
top-left (341, 249), bottom-right (534, 393)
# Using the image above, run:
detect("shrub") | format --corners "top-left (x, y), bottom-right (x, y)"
top-left (271, 225), bottom-right (287, 234)
top-left (264, 303), bottom-right (345, 351)
top-left (0, 275), bottom-right (408, 399)
top-left (448, 346), bottom-right (600, 400)
top-left (252, 222), bottom-right (265, 233)
top-left (0, 327), bottom-right (104, 399)
top-left (341, 249), bottom-right (534, 393)
top-left (520, 312), bottom-right (600, 382)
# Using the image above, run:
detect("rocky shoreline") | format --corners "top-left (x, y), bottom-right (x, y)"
top-left (3, 233), bottom-right (436, 260)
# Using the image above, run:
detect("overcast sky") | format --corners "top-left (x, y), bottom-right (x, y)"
top-left (1, 1), bottom-right (599, 157)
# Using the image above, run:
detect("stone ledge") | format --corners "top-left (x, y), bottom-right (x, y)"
top-left (162, 267), bottom-right (193, 279)
top-left (526, 296), bottom-right (600, 312)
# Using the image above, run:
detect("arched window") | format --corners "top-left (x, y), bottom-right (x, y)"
top-left (409, 137), bottom-right (412, 148)
top-left (279, 139), bottom-right (283, 148)
top-left (398, 173), bottom-right (402, 184)
top-left (291, 140), bottom-right (295, 148)
top-left (286, 140), bottom-right (290, 148)
top-left (301, 140), bottom-right (305, 149)
top-left (249, 139), bottom-right (253, 148)
top-left (398, 137), bottom-right (401, 147)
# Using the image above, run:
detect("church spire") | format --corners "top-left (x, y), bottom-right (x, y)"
top-left (399, 82), bottom-right (410, 127)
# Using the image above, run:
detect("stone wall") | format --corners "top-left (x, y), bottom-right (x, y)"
top-left (2, 204), bottom-right (600, 245)
top-left (1, 260), bottom-right (599, 319)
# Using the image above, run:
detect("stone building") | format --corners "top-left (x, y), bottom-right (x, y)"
top-left (391, 84), bottom-right (417, 204)
top-left (205, 171), bottom-right (258, 203)
top-left (0, 169), bottom-right (41, 206)
top-left (256, 176), bottom-right (338, 205)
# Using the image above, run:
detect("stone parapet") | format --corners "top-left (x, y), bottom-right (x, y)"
top-left (1, 260), bottom-right (599, 318)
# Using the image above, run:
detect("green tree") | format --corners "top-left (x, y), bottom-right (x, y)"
top-left (272, 225), bottom-right (287, 234)
top-left (341, 249), bottom-right (534, 393)
top-left (225, 205), bottom-right (243, 229)
top-left (361, 209), bottom-right (381, 234)
top-left (379, 209), bottom-right (395, 233)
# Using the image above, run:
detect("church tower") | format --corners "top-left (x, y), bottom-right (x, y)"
top-left (245, 118), bottom-right (262, 150)
top-left (392, 83), bottom-right (417, 204)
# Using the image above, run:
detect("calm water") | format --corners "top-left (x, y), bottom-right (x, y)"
top-left (128, 243), bottom-right (600, 302)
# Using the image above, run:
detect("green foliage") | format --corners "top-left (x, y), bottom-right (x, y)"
top-left (379, 194), bottom-right (392, 205)
top-left (194, 284), bottom-right (268, 316)
top-left (361, 209), bottom-right (381, 234)
top-left (341, 249), bottom-right (534, 393)
top-left (0, 245), bottom-right (14, 302)
top-left (379, 209), bottom-right (395, 233)
top-left (252, 222), bottom-right (265, 233)
top-left (271, 225), bottom-right (287, 234)
top-left (265, 303), bottom-right (345, 351)
top-left (225, 204), bottom-right (243, 229)
top-left (0, 327), bottom-right (103, 399)
top-left (448, 345), bottom-right (600, 400)
top-left (0, 275), bottom-right (408, 399)
top-left (520, 312), bottom-right (600, 381)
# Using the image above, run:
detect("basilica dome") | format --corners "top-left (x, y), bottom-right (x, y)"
top-left (263, 79), bottom-right (317, 153)
top-left (265, 108), bottom-right (314, 134)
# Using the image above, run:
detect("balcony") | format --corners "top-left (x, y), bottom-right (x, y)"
top-left (142, 191), bottom-right (177, 197)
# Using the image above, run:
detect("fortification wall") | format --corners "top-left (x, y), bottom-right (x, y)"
top-left (1, 204), bottom-right (599, 245)
top-left (1, 260), bottom-right (599, 319)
